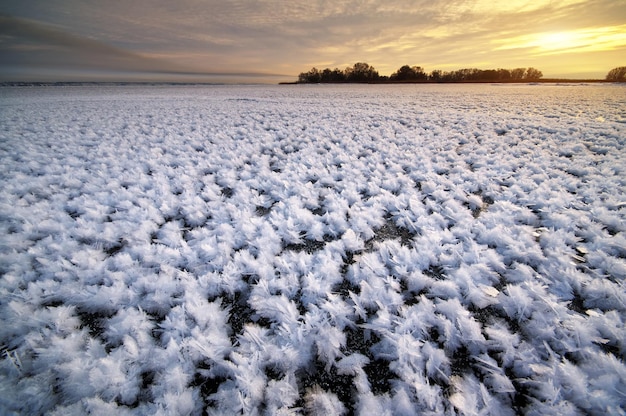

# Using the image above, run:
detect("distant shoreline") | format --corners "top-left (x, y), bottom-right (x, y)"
top-left (281, 79), bottom-right (613, 85)
top-left (0, 80), bottom-right (618, 87)
top-left (0, 81), bottom-right (258, 87)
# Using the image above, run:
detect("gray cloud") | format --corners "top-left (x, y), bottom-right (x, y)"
top-left (1, 0), bottom-right (624, 81)
top-left (0, 15), bottom-right (146, 65)
top-left (0, 14), bottom-right (289, 81)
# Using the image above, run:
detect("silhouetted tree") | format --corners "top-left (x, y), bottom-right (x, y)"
top-left (455, 68), bottom-right (474, 81)
top-left (298, 67), bottom-right (322, 83)
top-left (524, 68), bottom-right (543, 80)
top-left (606, 66), bottom-right (626, 81)
top-left (429, 70), bottom-right (443, 82)
top-left (510, 68), bottom-right (526, 80)
top-left (481, 69), bottom-right (498, 81)
top-left (390, 65), bottom-right (427, 81)
top-left (297, 63), bottom-right (544, 84)
top-left (497, 69), bottom-right (511, 81)
top-left (346, 62), bottom-right (380, 83)
top-left (320, 68), bottom-right (346, 83)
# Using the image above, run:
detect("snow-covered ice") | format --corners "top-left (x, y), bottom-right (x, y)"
top-left (1, 83), bottom-right (625, 415)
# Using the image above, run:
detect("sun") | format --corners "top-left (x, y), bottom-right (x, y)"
top-left (538, 32), bottom-right (580, 51)
top-left (494, 25), bottom-right (626, 57)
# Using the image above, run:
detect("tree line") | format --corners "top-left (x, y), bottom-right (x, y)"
top-left (606, 66), bottom-right (626, 82)
top-left (297, 63), bottom-right (544, 84)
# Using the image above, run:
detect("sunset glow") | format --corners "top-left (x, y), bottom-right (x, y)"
top-left (0, 0), bottom-right (625, 81)
top-left (498, 25), bottom-right (626, 55)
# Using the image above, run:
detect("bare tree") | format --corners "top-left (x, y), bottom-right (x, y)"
top-left (525, 68), bottom-right (543, 80)
top-left (606, 66), bottom-right (626, 81)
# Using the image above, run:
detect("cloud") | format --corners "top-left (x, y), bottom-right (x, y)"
top-left (0, 0), bottom-right (624, 80)
top-left (493, 25), bottom-right (626, 55)
top-left (0, 14), bottom-right (289, 81)
top-left (0, 14), bottom-right (174, 72)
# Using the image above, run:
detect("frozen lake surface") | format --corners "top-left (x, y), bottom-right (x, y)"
top-left (1, 83), bottom-right (625, 415)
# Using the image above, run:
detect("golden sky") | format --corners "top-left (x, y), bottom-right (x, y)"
top-left (1, 0), bottom-right (624, 81)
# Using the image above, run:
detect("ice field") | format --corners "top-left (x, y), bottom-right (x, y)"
top-left (1, 83), bottom-right (625, 415)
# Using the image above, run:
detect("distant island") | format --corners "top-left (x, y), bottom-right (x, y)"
top-left (293, 63), bottom-right (626, 84)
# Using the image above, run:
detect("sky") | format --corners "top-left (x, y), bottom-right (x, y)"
top-left (0, 0), bottom-right (625, 82)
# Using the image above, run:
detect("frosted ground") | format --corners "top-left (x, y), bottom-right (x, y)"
top-left (0, 83), bottom-right (625, 415)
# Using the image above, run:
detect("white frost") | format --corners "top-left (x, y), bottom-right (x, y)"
top-left (1, 83), bottom-right (625, 415)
